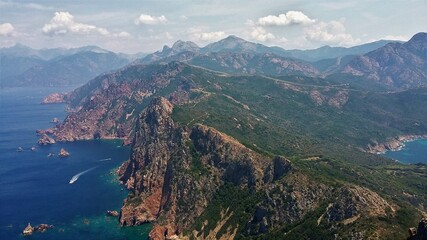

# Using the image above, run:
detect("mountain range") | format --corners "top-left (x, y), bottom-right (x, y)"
top-left (11, 32), bottom-right (427, 239)
top-left (2, 34), bottom-right (424, 89)
top-left (136, 34), bottom-right (426, 90)
top-left (0, 44), bottom-right (145, 87)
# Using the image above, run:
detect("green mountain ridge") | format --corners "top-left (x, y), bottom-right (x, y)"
top-left (41, 59), bottom-right (427, 238)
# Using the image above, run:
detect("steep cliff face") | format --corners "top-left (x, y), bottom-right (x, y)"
top-left (50, 62), bottom-right (191, 143)
top-left (118, 97), bottom-right (396, 239)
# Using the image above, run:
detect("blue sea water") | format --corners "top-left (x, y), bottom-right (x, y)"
top-left (0, 87), bottom-right (150, 239)
top-left (383, 139), bottom-right (427, 164)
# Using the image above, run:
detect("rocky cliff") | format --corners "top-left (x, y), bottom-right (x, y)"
top-left (49, 62), bottom-right (192, 143)
top-left (118, 97), bottom-right (398, 239)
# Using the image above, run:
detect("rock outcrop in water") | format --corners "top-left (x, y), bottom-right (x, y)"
top-left (41, 93), bottom-right (67, 104)
top-left (58, 148), bottom-right (70, 158)
top-left (37, 134), bottom-right (56, 145)
top-left (107, 210), bottom-right (119, 217)
top-left (50, 62), bottom-right (190, 144)
top-left (367, 134), bottom-right (427, 154)
top-left (22, 223), bottom-right (53, 236)
top-left (22, 223), bottom-right (33, 236)
top-left (118, 97), bottom-right (396, 239)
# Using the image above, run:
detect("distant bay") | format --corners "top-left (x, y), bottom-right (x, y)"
top-left (383, 139), bottom-right (427, 164)
top-left (0, 87), bottom-right (150, 239)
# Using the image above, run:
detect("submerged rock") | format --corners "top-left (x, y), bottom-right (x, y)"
top-left (58, 148), bottom-right (70, 158)
top-left (34, 224), bottom-right (54, 233)
top-left (51, 118), bottom-right (60, 124)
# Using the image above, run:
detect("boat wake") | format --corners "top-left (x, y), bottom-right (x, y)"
top-left (98, 158), bottom-right (112, 162)
top-left (69, 166), bottom-right (98, 184)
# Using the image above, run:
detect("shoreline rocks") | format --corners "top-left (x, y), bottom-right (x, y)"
top-left (41, 93), bottom-right (67, 104)
top-left (366, 134), bottom-right (427, 154)
top-left (106, 210), bottom-right (119, 217)
top-left (51, 118), bottom-right (60, 124)
top-left (38, 134), bottom-right (56, 145)
top-left (36, 129), bottom-right (54, 135)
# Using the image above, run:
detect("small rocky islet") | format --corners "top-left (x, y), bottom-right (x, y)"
top-left (58, 148), bottom-right (70, 158)
top-left (22, 223), bottom-right (54, 236)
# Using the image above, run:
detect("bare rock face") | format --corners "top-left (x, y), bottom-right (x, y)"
top-left (322, 185), bottom-right (394, 225)
top-left (119, 97), bottom-right (275, 238)
top-left (51, 62), bottom-right (190, 144)
top-left (341, 32), bottom-right (427, 89)
top-left (118, 97), bottom-right (398, 239)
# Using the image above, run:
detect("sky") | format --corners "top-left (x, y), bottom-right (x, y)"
top-left (0, 0), bottom-right (426, 54)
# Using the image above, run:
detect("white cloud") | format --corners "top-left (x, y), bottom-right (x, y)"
top-left (42, 12), bottom-right (110, 36)
top-left (251, 27), bottom-right (275, 42)
top-left (135, 14), bottom-right (168, 25)
top-left (193, 31), bottom-right (225, 41)
top-left (113, 31), bottom-right (131, 38)
top-left (0, 22), bottom-right (14, 36)
top-left (0, 1), bottom-right (54, 11)
top-left (257, 11), bottom-right (315, 26)
top-left (304, 20), bottom-right (360, 46)
top-left (380, 35), bottom-right (409, 41)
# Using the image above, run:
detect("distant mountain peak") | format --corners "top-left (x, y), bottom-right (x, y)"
top-left (406, 32), bottom-right (427, 48)
top-left (222, 35), bottom-right (244, 41)
top-left (171, 40), bottom-right (199, 52)
top-left (409, 32), bottom-right (427, 41)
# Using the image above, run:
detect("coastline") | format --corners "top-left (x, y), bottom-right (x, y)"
top-left (367, 134), bottom-right (427, 154)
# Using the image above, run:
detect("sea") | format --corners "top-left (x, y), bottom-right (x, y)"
top-left (0, 87), bottom-right (150, 239)
top-left (383, 139), bottom-right (427, 164)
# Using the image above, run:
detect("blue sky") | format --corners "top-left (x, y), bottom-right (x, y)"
top-left (0, 0), bottom-right (426, 53)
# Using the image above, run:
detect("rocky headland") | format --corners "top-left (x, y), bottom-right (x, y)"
top-left (367, 134), bottom-right (427, 154)
top-left (41, 93), bottom-right (67, 104)
top-left (117, 97), bottom-right (397, 239)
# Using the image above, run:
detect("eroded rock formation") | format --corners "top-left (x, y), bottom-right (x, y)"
top-left (118, 97), bottom-right (395, 239)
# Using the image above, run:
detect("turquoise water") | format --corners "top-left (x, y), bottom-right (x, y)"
top-left (0, 87), bottom-right (150, 239)
top-left (383, 139), bottom-right (427, 164)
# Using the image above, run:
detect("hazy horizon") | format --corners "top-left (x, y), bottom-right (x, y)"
top-left (1, 0), bottom-right (426, 54)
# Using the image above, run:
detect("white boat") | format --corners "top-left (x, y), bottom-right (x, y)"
top-left (69, 166), bottom-right (98, 184)
top-left (69, 176), bottom-right (78, 184)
